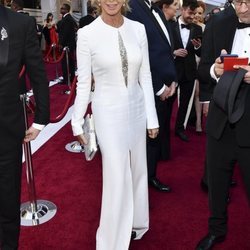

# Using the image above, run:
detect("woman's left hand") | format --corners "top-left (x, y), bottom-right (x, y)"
top-left (147, 128), bottom-right (159, 139)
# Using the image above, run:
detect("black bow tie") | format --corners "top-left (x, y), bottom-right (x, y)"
top-left (237, 22), bottom-right (250, 29)
top-left (181, 23), bottom-right (191, 30)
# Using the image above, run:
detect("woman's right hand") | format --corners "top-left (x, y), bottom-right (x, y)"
top-left (77, 134), bottom-right (88, 145)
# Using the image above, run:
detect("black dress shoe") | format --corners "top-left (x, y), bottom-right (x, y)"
top-left (148, 178), bottom-right (171, 192)
top-left (196, 234), bottom-right (226, 250)
top-left (175, 131), bottom-right (189, 142)
top-left (131, 231), bottom-right (136, 240)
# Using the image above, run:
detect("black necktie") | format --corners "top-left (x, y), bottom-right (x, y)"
top-left (144, 0), bottom-right (151, 6)
top-left (237, 22), bottom-right (250, 29)
top-left (181, 23), bottom-right (191, 30)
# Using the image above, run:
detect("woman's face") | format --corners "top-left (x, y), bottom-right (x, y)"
top-left (194, 6), bottom-right (204, 24)
top-left (100, 0), bottom-right (124, 16)
top-left (163, 0), bottom-right (180, 20)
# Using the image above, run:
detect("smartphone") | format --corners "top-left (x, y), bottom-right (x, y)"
top-left (194, 35), bottom-right (202, 41)
top-left (224, 57), bottom-right (248, 71)
top-left (220, 54), bottom-right (238, 63)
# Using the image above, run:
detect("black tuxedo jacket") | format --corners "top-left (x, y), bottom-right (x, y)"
top-left (198, 6), bottom-right (250, 146)
top-left (171, 18), bottom-right (202, 82)
top-left (79, 15), bottom-right (95, 28)
top-left (127, 0), bottom-right (176, 94)
top-left (0, 5), bottom-right (50, 139)
top-left (58, 13), bottom-right (77, 51)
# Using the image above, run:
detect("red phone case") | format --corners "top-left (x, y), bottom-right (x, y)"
top-left (224, 57), bottom-right (249, 71)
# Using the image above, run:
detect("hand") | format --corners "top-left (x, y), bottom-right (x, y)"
top-left (203, 102), bottom-right (209, 117)
top-left (191, 38), bottom-right (201, 48)
top-left (77, 134), bottom-right (88, 145)
top-left (148, 128), bottom-right (159, 139)
top-left (233, 65), bottom-right (250, 84)
top-left (168, 82), bottom-right (177, 97)
top-left (160, 86), bottom-right (171, 101)
top-left (173, 49), bottom-right (188, 58)
top-left (23, 126), bottom-right (41, 143)
top-left (214, 49), bottom-right (227, 78)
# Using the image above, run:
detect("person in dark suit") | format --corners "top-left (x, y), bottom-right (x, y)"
top-left (11, 0), bottom-right (28, 15)
top-left (11, 0), bottom-right (32, 95)
top-left (0, 3), bottom-right (50, 249)
top-left (127, 0), bottom-right (177, 192)
top-left (58, 3), bottom-right (77, 85)
top-left (78, 6), bottom-right (97, 28)
top-left (171, 0), bottom-right (202, 142)
top-left (36, 22), bottom-right (43, 47)
top-left (196, 3), bottom-right (250, 249)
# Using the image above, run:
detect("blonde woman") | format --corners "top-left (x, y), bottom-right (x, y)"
top-left (71, 0), bottom-right (159, 249)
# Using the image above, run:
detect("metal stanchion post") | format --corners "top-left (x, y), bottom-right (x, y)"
top-left (20, 94), bottom-right (57, 226)
top-left (64, 47), bottom-right (71, 95)
top-left (52, 44), bottom-right (63, 84)
top-left (52, 44), bottom-right (59, 81)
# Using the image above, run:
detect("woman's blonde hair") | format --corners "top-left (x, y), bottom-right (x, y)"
top-left (91, 0), bottom-right (131, 15)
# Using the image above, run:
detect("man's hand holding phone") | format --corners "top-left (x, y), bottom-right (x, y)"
top-left (214, 49), bottom-right (228, 78)
top-left (191, 37), bottom-right (202, 48)
top-left (214, 50), bottom-right (249, 80)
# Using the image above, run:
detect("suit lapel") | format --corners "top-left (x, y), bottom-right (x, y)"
top-left (138, 0), bottom-right (170, 46)
top-left (155, 6), bottom-right (173, 48)
top-left (0, 5), bottom-right (9, 68)
top-left (215, 6), bottom-right (238, 54)
top-left (174, 20), bottom-right (184, 48)
top-left (225, 17), bottom-right (238, 53)
top-left (186, 25), bottom-right (194, 49)
top-left (164, 20), bottom-right (175, 52)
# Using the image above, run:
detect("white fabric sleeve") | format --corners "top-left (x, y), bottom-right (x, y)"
top-left (32, 123), bottom-right (45, 130)
top-left (156, 85), bottom-right (166, 96)
top-left (210, 63), bottom-right (220, 82)
top-left (138, 25), bottom-right (159, 129)
top-left (71, 29), bottom-right (92, 136)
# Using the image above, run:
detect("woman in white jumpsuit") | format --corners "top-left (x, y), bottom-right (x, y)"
top-left (71, 0), bottom-right (159, 249)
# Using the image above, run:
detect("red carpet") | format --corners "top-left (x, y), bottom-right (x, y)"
top-left (19, 65), bottom-right (250, 249)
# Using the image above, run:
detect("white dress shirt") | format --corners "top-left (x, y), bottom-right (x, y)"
top-left (178, 18), bottom-right (190, 49)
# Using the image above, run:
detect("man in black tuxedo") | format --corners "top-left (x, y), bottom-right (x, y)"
top-left (79, 6), bottom-right (97, 29)
top-left (11, 0), bottom-right (31, 95)
top-left (0, 3), bottom-right (50, 249)
top-left (11, 0), bottom-right (28, 15)
top-left (127, 0), bottom-right (177, 192)
top-left (196, 3), bottom-right (250, 249)
top-left (171, 0), bottom-right (202, 142)
top-left (58, 3), bottom-right (77, 85)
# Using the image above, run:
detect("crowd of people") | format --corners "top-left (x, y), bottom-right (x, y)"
top-left (0, 0), bottom-right (250, 249)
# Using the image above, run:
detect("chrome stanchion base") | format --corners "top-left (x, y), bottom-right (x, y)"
top-left (20, 200), bottom-right (57, 226)
top-left (65, 141), bottom-right (84, 153)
